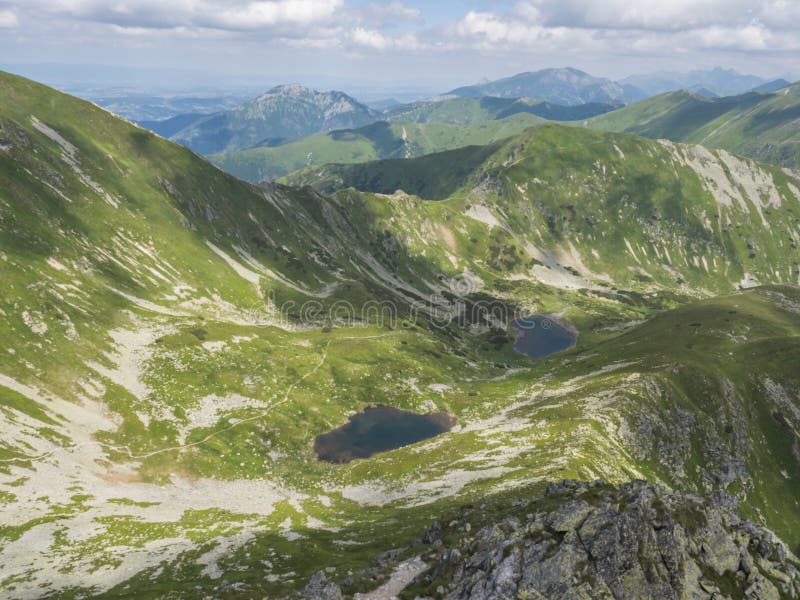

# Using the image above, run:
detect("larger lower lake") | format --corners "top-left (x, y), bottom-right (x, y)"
top-left (314, 405), bottom-right (456, 464)
top-left (513, 315), bottom-right (577, 358)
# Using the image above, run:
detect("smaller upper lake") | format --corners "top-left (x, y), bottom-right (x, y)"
top-left (513, 315), bottom-right (577, 358)
top-left (314, 405), bottom-right (456, 464)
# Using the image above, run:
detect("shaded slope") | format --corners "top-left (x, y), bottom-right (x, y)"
top-left (386, 96), bottom-right (618, 125)
top-left (284, 141), bottom-right (504, 200)
top-left (208, 114), bottom-right (544, 183)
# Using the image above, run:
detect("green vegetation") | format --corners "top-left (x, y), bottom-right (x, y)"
top-left (1, 69), bottom-right (800, 598)
top-left (208, 97), bottom-right (626, 184)
top-left (208, 114), bottom-right (544, 183)
top-left (384, 95), bottom-right (617, 125)
top-left (588, 83), bottom-right (800, 168)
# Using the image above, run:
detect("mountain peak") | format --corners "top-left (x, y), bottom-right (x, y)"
top-left (168, 84), bottom-right (378, 154)
top-left (448, 67), bottom-right (630, 105)
top-left (265, 82), bottom-right (313, 95)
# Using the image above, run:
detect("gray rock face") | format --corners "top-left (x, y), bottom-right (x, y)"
top-left (302, 571), bottom-right (343, 600)
top-left (413, 481), bottom-right (800, 600)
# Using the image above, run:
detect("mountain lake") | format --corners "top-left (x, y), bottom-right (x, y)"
top-left (513, 315), bottom-right (577, 358)
top-left (314, 405), bottom-right (457, 463)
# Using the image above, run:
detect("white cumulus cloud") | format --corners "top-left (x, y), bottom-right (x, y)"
top-left (212, 0), bottom-right (343, 29)
top-left (351, 26), bottom-right (420, 51)
top-left (518, 0), bottom-right (758, 31)
top-left (446, 0), bottom-right (800, 54)
top-left (20, 0), bottom-right (344, 31)
top-left (0, 8), bottom-right (17, 27)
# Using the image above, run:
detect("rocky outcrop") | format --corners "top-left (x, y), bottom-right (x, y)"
top-left (303, 571), bottom-right (343, 600)
top-left (412, 480), bottom-right (800, 599)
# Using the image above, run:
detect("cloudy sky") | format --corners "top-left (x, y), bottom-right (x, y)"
top-left (1, 0), bottom-right (798, 93)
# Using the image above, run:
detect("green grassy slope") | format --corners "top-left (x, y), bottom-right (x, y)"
top-left (3, 71), bottom-right (800, 598)
top-left (385, 96), bottom-right (618, 125)
top-left (286, 122), bottom-right (800, 293)
top-left (197, 95), bottom-right (621, 183)
top-left (208, 114), bottom-right (544, 183)
top-left (588, 84), bottom-right (800, 168)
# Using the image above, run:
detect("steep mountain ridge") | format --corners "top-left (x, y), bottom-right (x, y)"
top-left (588, 84), bottom-right (800, 169)
top-left (402, 480), bottom-right (800, 600)
top-left (208, 114), bottom-right (546, 183)
top-left (207, 96), bottom-right (621, 184)
top-left (385, 95), bottom-right (619, 125)
top-left (286, 123), bottom-right (800, 294)
top-left (168, 83), bottom-right (380, 154)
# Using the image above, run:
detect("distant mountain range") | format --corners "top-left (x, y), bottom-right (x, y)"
top-left (206, 96), bottom-right (624, 183)
top-left (619, 67), bottom-right (768, 97)
top-left (168, 84), bottom-right (380, 154)
top-left (445, 66), bottom-right (794, 107)
top-left (209, 113), bottom-right (546, 182)
top-left (135, 67), bottom-right (792, 159)
top-left (132, 66), bottom-right (796, 187)
top-left (385, 95), bottom-right (619, 124)
top-left (447, 67), bottom-right (636, 105)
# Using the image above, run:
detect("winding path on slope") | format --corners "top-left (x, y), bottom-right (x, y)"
top-left (0, 332), bottom-right (395, 466)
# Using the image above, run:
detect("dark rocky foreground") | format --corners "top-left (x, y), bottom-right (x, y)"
top-left (304, 480), bottom-right (800, 599)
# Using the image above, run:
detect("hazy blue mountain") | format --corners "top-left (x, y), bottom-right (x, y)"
top-left (169, 84), bottom-right (381, 154)
top-left (137, 113), bottom-right (206, 138)
top-left (620, 67), bottom-right (766, 97)
top-left (751, 78), bottom-right (793, 93)
top-left (447, 67), bottom-right (636, 105)
top-left (386, 96), bottom-right (619, 124)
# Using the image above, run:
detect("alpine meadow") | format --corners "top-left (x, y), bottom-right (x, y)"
top-left (2, 2), bottom-right (800, 599)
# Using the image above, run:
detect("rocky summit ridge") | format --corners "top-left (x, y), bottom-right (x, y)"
top-left (307, 480), bottom-right (800, 600)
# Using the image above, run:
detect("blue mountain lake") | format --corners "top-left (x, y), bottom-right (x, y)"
top-left (513, 315), bottom-right (577, 358)
top-left (314, 404), bottom-right (456, 463)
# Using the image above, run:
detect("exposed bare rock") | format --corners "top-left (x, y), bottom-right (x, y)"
top-left (409, 480), bottom-right (800, 600)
